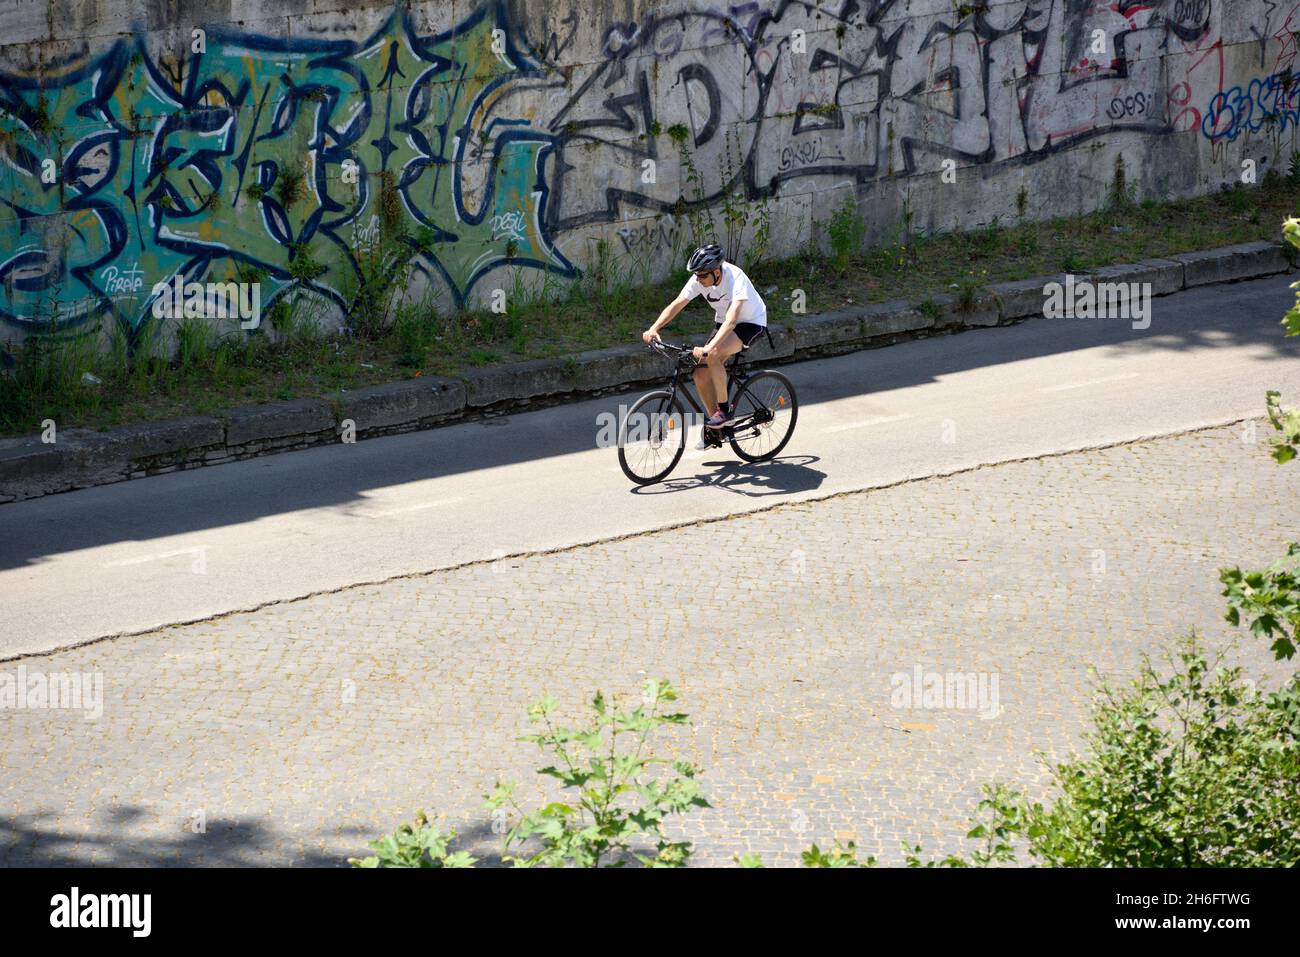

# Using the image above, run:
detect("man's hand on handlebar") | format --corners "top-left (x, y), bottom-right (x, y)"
top-left (642, 329), bottom-right (662, 344)
top-left (691, 345), bottom-right (710, 361)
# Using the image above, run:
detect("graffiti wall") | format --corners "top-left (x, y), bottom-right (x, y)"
top-left (0, 0), bottom-right (1291, 349)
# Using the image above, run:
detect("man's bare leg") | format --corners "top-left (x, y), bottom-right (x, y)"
top-left (706, 333), bottom-right (744, 416)
top-left (692, 364), bottom-right (716, 416)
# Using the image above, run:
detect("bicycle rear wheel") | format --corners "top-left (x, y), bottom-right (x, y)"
top-left (728, 370), bottom-right (798, 462)
top-left (617, 390), bottom-right (687, 484)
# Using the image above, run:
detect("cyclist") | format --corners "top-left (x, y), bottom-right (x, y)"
top-left (641, 243), bottom-right (768, 448)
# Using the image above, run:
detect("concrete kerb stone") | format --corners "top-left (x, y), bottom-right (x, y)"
top-left (460, 343), bottom-right (666, 410)
top-left (225, 398), bottom-right (335, 445)
top-left (2, 429), bottom-right (131, 496)
top-left (991, 259), bottom-right (1186, 322)
top-left (755, 323), bottom-right (797, 360)
top-left (564, 343), bottom-right (671, 393)
top-left (785, 308), bottom-right (865, 353)
top-left (990, 276), bottom-right (1058, 321)
top-left (1172, 240), bottom-right (1289, 287)
top-left (85, 416), bottom-right (224, 463)
top-left (952, 291), bottom-right (1001, 328)
top-left (905, 292), bottom-right (992, 331)
top-left (0, 436), bottom-right (69, 500)
top-left (335, 378), bottom-right (464, 432)
top-left (461, 357), bottom-right (573, 409)
top-left (1083, 258), bottom-right (1185, 296)
top-left (860, 299), bottom-right (939, 338)
top-left (0, 416), bottom-right (225, 501)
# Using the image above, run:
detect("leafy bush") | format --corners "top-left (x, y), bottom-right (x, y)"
top-left (487, 679), bottom-right (709, 867)
top-left (1216, 220), bottom-right (1300, 661)
top-left (860, 634), bottom-right (1300, 867)
top-left (803, 841), bottom-right (876, 868)
top-left (1263, 388), bottom-right (1300, 464)
top-left (349, 811), bottom-right (476, 868)
top-left (1007, 637), bottom-right (1299, 866)
top-left (355, 680), bottom-right (709, 868)
top-left (1218, 388), bottom-right (1298, 660)
top-left (738, 840), bottom-right (876, 868)
top-left (1222, 540), bottom-right (1299, 661)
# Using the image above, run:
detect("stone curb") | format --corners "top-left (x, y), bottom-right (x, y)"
top-left (225, 399), bottom-right (335, 446)
top-left (1169, 240), bottom-right (1290, 287)
top-left (335, 378), bottom-right (464, 433)
top-left (1, 240), bottom-right (1291, 503)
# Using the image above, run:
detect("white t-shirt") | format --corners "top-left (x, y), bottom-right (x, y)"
top-left (679, 261), bottom-right (767, 327)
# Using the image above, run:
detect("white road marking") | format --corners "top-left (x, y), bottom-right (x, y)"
top-left (823, 413), bottom-right (912, 433)
top-left (1039, 373), bottom-right (1140, 393)
top-left (359, 496), bottom-right (464, 518)
top-left (103, 547), bottom-right (206, 569)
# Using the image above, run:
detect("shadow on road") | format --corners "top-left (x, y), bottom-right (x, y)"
top-left (0, 806), bottom-right (630, 867)
top-left (2, 272), bottom-right (1297, 568)
top-left (0, 807), bottom-right (347, 867)
top-left (630, 454), bottom-right (827, 497)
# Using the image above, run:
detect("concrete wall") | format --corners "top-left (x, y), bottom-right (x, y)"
top-left (0, 0), bottom-right (1292, 352)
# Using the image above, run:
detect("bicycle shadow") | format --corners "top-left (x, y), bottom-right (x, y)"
top-left (629, 454), bottom-right (826, 497)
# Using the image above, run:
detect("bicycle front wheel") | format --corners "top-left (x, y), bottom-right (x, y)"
top-left (617, 390), bottom-right (687, 484)
top-left (728, 370), bottom-right (798, 462)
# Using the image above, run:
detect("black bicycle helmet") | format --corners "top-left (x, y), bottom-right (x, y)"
top-left (686, 243), bottom-right (724, 274)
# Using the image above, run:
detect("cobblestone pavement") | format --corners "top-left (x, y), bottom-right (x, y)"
top-left (2, 422), bottom-right (1295, 867)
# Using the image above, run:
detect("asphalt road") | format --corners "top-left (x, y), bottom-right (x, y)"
top-left (3, 273), bottom-right (1299, 658)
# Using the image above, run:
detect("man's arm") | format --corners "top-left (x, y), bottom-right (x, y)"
top-left (643, 294), bottom-right (690, 341)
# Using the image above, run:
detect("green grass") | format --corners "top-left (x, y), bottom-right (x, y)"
top-left (4, 176), bottom-right (1299, 437)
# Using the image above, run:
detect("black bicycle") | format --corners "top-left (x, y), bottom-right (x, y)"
top-left (617, 336), bottom-right (798, 485)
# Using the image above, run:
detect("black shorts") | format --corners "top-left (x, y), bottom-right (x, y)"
top-left (716, 321), bottom-right (766, 349)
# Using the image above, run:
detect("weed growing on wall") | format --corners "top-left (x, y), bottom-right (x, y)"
top-left (288, 244), bottom-right (328, 284)
top-left (718, 126), bottom-right (749, 259)
top-left (827, 195), bottom-right (866, 274)
top-left (972, 216), bottom-right (1001, 255)
top-left (1108, 154), bottom-right (1136, 210)
top-left (274, 159), bottom-right (307, 209)
top-left (668, 122), bottom-right (713, 247)
top-left (747, 199), bottom-right (773, 267)
top-left (861, 200), bottom-right (917, 276)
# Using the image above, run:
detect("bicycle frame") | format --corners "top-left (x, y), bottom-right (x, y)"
top-left (649, 342), bottom-right (773, 436)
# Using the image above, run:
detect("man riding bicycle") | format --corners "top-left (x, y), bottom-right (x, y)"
top-left (641, 243), bottom-right (768, 449)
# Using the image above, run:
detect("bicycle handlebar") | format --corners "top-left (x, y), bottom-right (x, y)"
top-left (648, 339), bottom-right (695, 363)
